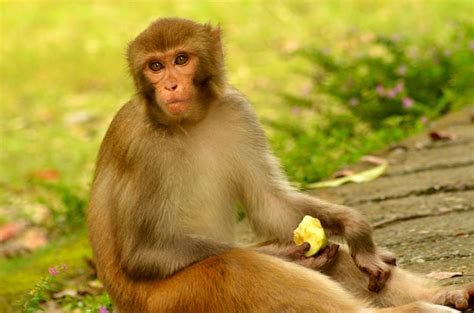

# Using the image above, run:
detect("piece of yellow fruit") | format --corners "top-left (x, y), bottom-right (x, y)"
top-left (293, 215), bottom-right (328, 257)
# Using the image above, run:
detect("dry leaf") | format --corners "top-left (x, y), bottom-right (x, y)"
top-left (0, 222), bottom-right (27, 242)
top-left (306, 161), bottom-right (388, 189)
top-left (425, 271), bottom-right (463, 280)
top-left (429, 131), bottom-right (456, 141)
top-left (88, 279), bottom-right (104, 289)
top-left (53, 289), bottom-right (78, 299)
top-left (64, 111), bottom-right (93, 125)
top-left (31, 169), bottom-right (60, 182)
top-left (361, 155), bottom-right (386, 165)
top-left (454, 232), bottom-right (468, 238)
top-left (333, 169), bottom-right (354, 178)
top-left (23, 204), bottom-right (50, 224)
top-left (20, 228), bottom-right (48, 250)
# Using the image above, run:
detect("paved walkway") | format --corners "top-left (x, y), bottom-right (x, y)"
top-left (237, 106), bottom-right (474, 286)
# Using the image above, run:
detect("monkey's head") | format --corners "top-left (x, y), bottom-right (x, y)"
top-left (128, 17), bottom-right (225, 125)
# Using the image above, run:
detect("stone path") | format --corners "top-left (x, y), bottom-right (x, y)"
top-left (237, 106), bottom-right (474, 287)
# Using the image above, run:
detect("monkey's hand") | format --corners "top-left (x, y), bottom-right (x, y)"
top-left (255, 242), bottom-right (340, 273)
top-left (351, 250), bottom-right (393, 293)
top-left (274, 242), bottom-right (340, 273)
top-left (294, 243), bottom-right (340, 273)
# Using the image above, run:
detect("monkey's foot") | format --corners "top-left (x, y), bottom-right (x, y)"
top-left (432, 283), bottom-right (474, 311)
top-left (351, 251), bottom-right (392, 293)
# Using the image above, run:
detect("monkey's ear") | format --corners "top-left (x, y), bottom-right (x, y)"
top-left (211, 25), bottom-right (222, 41)
top-left (205, 23), bottom-right (224, 64)
top-left (205, 23), bottom-right (222, 44)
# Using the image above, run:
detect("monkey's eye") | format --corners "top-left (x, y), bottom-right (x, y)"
top-left (175, 54), bottom-right (189, 65)
top-left (149, 61), bottom-right (163, 72)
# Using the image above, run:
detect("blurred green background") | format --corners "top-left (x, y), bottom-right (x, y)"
top-left (1, 0), bottom-right (473, 311)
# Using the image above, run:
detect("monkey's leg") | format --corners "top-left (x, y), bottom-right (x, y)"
top-left (143, 248), bottom-right (457, 313)
top-left (431, 283), bottom-right (474, 310)
top-left (145, 248), bottom-right (364, 313)
top-left (325, 246), bottom-right (472, 311)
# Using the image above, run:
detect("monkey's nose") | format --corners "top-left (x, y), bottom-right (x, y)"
top-left (165, 84), bottom-right (178, 91)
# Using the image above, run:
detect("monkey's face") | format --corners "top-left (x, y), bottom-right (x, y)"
top-left (142, 49), bottom-right (200, 121)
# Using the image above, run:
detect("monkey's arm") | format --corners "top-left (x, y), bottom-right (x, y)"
top-left (235, 102), bottom-right (392, 291)
top-left (292, 193), bottom-right (394, 292)
top-left (241, 158), bottom-right (392, 291)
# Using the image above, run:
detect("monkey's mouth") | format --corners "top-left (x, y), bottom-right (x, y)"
top-left (166, 99), bottom-right (188, 115)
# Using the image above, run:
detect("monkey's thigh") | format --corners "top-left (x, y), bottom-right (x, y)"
top-left (147, 248), bottom-right (365, 313)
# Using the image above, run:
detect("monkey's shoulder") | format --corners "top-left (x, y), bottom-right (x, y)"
top-left (96, 100), bottom-right (151, 160)
top-left (217, 88), bottom-right (260, 125)
top-left (104, 100), bottom-right (151, 139)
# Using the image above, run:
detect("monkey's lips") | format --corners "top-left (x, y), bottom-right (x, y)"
top-left (165, 99), bottom-right (189, 115)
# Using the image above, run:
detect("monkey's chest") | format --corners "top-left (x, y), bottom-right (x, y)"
top-left (157, 141), bottom-right (238, 240)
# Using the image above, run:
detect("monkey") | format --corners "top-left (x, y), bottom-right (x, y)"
top-left (87, 17), bottom-right (474, 312)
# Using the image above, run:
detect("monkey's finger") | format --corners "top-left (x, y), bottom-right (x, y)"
top-left (464, 284), bottom-right (474, 309)
top-left (379, 250), bottom-right (397, 266)
top-left (326, 244), bottom-right (340, 258)
top-left (454, 297), bottom-right (468, 310)
top-left (288, 242), bottom-right (310, 259)
top-left (446, 290), bottom-right (468, 310)
top-left (371, 267), bottom-right (391, 293)
top-left (368, 269), bottom-right (385, 293)
top-left (367, 271), bottom-right (380, 293)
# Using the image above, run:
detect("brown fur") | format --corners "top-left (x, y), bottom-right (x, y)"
top-left (87, 17), bottom-right (470, 313)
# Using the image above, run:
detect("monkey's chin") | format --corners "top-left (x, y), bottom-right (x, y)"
top-left (166, 101), bottom-right (189, 116)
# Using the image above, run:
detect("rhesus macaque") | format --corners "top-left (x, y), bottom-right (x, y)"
top-left (87, 18), bottom-right (473, 312)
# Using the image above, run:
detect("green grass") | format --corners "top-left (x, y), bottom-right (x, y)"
top-left (0, 0), bottom-right (472, 311)
top-left (0, 230), bottom-right (91, 311)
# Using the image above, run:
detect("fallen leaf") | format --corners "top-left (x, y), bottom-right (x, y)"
top-left (333, 169), bottom-right (354, 178)
top-left (0, 242), bottom-right (29, 258)
top-left (306, 161), bottom-right (388, 189)
top-left (426, 271), bottom-right (463, 280)
top-left (53, 289), bottom-right (78, 299)
top-left (64, 111), bottom-right (94, 125)
top-left (0, 222), bottom-right (27, 242)
top-left (361, 155), bottom-right (387, 165)
top-left (23, 203), bottom-right (51, 224)
top-left (88, 279), bottom-right (104, 289)
top-left (41, 301), bottom-right (62, 313)
top-left (429, 130), bottom-right (456, 141)
top-left (31, 169), bottom-right (60, 182)
top-left (19, 228), bottom-right (48, 250)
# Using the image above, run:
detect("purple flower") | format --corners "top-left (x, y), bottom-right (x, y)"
top-left (393, 82), bottom-right (404, 93)
top-left (402, 97), bottom-right (414, 108)
top-left (98, 306), bottom-right (109, 313)
top-left (469, 41), bottom-right (474, 50)
top-left (391, 34), bottom-right (401, 42)
top-left (301, 84), bottom-right (311, 97)
top-left (387, 89), bottom-right (397, 99)
top-left (421, 116), bottom-right (428, 124)
top-left (376, 84), bottom-right (385, 97)
top-left (396, 65), bottom-right (407, 76)
top-left (48, 267), bottom-right (58, 276)
top-left (291, 107), bottom-right (301, 116)
top-left (349, 97), bottom-right (359, 107)
top-left (321, 48), bottom-right (330, 56)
